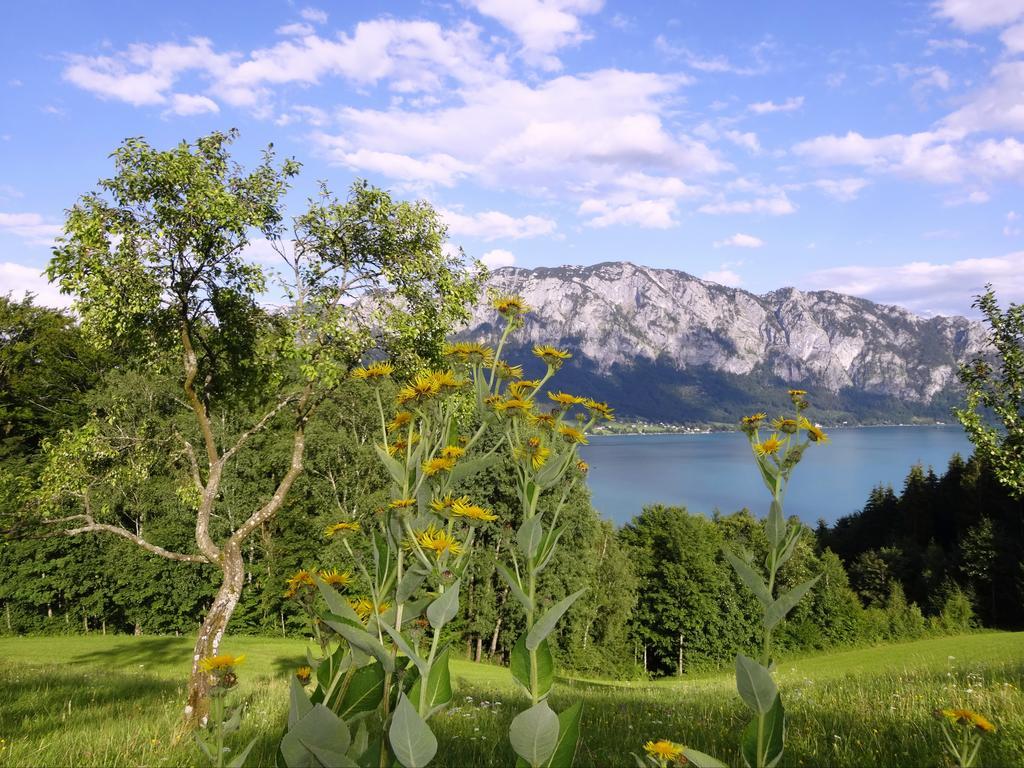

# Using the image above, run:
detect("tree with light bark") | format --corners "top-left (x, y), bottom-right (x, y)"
top-left (38, 130), bottom-right (482, 730)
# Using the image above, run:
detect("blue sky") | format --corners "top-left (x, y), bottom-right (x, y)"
top-left (3, 0), bottom-right (1024, 316)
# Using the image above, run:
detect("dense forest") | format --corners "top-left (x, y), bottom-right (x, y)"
top-left (2, 294), bottom-right (1022, 678)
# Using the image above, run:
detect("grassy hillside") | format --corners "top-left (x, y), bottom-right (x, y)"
top-left (0, 633), bottom-right (1021, 767)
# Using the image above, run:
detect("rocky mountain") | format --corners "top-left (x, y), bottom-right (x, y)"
top-left (458, 262), bottom-right (987, 424)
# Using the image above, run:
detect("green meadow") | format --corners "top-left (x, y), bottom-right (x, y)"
top-left (1, 632), bottom-right (1021, 767)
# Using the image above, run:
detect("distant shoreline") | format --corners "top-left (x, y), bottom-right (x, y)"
top-left (590, 423), bottom-right (962, 438)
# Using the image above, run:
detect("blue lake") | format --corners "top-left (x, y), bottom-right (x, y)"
top-left (578, 426), bottom-right (974, 526)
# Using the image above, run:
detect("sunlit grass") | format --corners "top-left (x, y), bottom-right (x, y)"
top-left (1, 633), bottom-right (1021, 767)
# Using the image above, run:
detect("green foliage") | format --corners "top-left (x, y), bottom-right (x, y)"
top-left (956, 286), bottom-right (1024, 497)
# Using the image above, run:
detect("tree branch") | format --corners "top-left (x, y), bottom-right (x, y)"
top-left (56, 515), bottom-right (209, 563)
top-left (222, 393), bottom-right (298, 463)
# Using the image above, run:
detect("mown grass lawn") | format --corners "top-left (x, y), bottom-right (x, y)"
top-left (0, 632), bottom-right (1021, 767)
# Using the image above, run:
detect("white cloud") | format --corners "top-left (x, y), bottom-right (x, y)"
top-left (441, 208), bottom-right (556, 240)
top-left (793, 130), bottom-right (967, 183)
top-left (925, 37), bottom-right (984, 54)
top-left (805, 251), bottom-right (1024, 313)
top-left (941, 61), bottom-right (1024, 134)
top-left (945, 189), bottom-right (991, 206)
top-left (654, 35), bottom-right (770, 76)
top-left (578, 197), bottom-right (677, 228)
top-left (724, 130), bottom-right (761, 153)
top-left (167, 93), bottom-right (219, 116)
top-left (276, 22), bottom-right (316, 36)
top-left (698, 194), bottom-right (796, 216)
top-left (300, 8), bottom-right (328, 24)
top-left (811, 177), bottom-right (870, 201)
top-left (713, 233), bottom-right (763, 248)
top-left (328, 148), bottom-right (474, 187)
top-left (933, 0), bottom-right (1024, 31)
top-left (0, 212), bottom-right (62, 245)
top-left (702, 266), bottom-right (743, 286)
top-left (1004, 210), bottom-right (1021, 236)
top-left (748, 96), bottom-right (804, 114)
top-left (615, 172), bottom-right (705, 199)
top-left (480, 248), bottom-right (516, 267)
top-left (1002, 23), bottom-right (1024, 51)
top-left (0, 262), bottom-right (72, 307)
top-left (467, 0), bottom-right (603, 70)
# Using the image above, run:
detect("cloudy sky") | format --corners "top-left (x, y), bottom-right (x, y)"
top-left (3, 0), bottom-right (1024, 316)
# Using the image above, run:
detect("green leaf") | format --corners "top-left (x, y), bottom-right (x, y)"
top-left (332, 662), bottom-right (386, 720)
top-left (510, 632), bottom-right (554, 699)
top-left (375, 443), bottom-right (408, 486)
top-left (766, 500), bottom-right (785, 549)
top-left (289, 704), bottom-right (352, 768)
top-left (526, 589), bottom-right (586, 651)
top-left (764, 576), bottom-right (820, 630)
top-left (724, 549), bottom-right (770, 607)
top-left (408, 648), bottom-right (454, 716)
top-left (194, 733), bottom-right (214, 762)
top-left (227, 737), bottom-right (258, 768)
top-left (397, 564), bottom-right (429, 604)
top-left (449, 452), bottom-right (498, 483)
top-left (544, 701), bottom-right (583, 768)
top-left (735, 654), bottom-right (777, 715)
top-left (223, 704), bottom-right (243, 734)
top-left (389, 693), bottom-right (438, 768)
top-left (682, 747), bottom-right (728, 768)
top-left (741, 694), bottom-right (785, 768)
top-left (426, 579), bottom-right (460, 630)
top-left (380, 620), bottom-right (427, 677)
top-left (316, 575), bottom-right (363, 625)
top-left (534, 453), bottom-right (567, 488)
top-left (496, 562), bottom-right (530, 609)
top-left (325, 619), bottom-right (395, 673)
top-left (535, 526), bottom-right (566, 574)
top-left (288, 675), bottom-right (313, 730)
top-left (509, 701), bottom-right (560, 768)
top-left (517, 514), bottom-right (544, 559)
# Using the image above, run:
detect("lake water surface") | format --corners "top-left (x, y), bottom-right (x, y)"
top-left (578, 426), bottom-right (973, 526)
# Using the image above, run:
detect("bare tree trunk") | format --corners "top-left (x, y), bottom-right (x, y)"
top-left (181, 542), bottom-right (245, 732)
top-left (488, 615), bottom-right (503, 657)
top-left (475, 636), bottom-right (483, 662)
top-left (677, 634), bottom-right (683, 677)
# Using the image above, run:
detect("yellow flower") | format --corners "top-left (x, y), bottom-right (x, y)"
top-left (496, 397), bottom-right (533, 416)
top-left (390, 498), bottom-right (417, 510)
top-left (558, 425), bottom-right (589, 445)
top-left (296, 666), bottom-right (313, 685)
top-left (352, 362), bottom-right (394, 380)
top-left (440, 445), bottom-right (466, 460)
top-left (319, 569), bottom-right (353, 588)
top-left (753, 434), bottom-right (784, 457)
top-left (284, 569), bottom-right (315, 597)
top-left (413, 524), bottom-right (463, 557)
top-left (423, 457), bottom-right (457, 476)
top-left (937, 709), bottom-right (996, 733)
top-left (772, 417), bottom-right (799, 434)
top-left (492, 295), bottom-right (530, 317)
top-left (450, 499), bottom-right (498, 522)
top-left (530, 411), bottom-right (557, 431)
top-left (430, 493), bottom-right (470, 513)
top-left (325, 520), bottom-right (361, 537)
top-left (583, 398), bottom-right (615, 421)
top-left (396, 373), bottom-right (441, 406)
top-left (742, 412), bottom-right (767, 426)
top-left (445, 342), bottom-right (494, 366)
top-left (385, 433), bottom-right (420, 456)
top-left (427, 369), bottom-right (464, 392)
top-left (199, 654), bottom-right (246, 672)
top-left (508, 379), bottom-right (542, 398)
top-left (547, 391), bottom-right (587, 407)
top-left (576, 460), bottom-right (589, 474)
top-left (533, 345), bottom-right (572, 370)
top-left (517, 437), bottom-right (551, 470)
top-left (799, 417), bottom-right (830, 443)
top-left (495, 361), bottom-right (524, 380)
top-left (388, 411), bottom-right (414, 431)
top-left (643, 740), bottom-right (685, 763)
top-left (349, 598), bottom-right (391, 622)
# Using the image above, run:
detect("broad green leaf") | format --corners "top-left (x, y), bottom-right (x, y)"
top-left (526, 589), bottom-right (586, 651)
top-left (535, 526), bottom-right (566, 574)
top-left (682, 747), bottom-right (728, 768)
top-left (194, 733), bottom-right (214, 762)
top-left (776, 526), bottom-right (802, 569)
top-left (766, 500), bottom-right (785, 549)
top-left (510, 633), bottom-right (554, 699)
top-left (325, 619), bottom-right (395, 673)
top-left (380, 620), bottom-right (427, 676)
top-left (291, 704), bottom-right (352, 767)
top-left (288, 675), bottom-right (313, 730)
top-left (316, 575), bottom-right (363, 625)
top-left (509, 701), bottom-right (560, 768)
top-left (397, 565), bottom-right (429, 603)
top-left (544, 701), bottom-right (583, 768)
top-left (764, 576), bottom-right (820, 630)
top-left (517, 514), bottom-right (544, 559)
top-left (332, 662), bottom-right (386, 720)
top-left (222, 704), bottom-right (242, 734)
top-left (534, 452), bottom-right (568, 487)
top-left (408, 648), bottom-right (453, 716)
top-left (496, 562), bottom-right (530, 609)
top-left (374, 444), bottom-right (408, 486)
top-left (724, 549), bottom-right (770, 607)
top-left (372, 531), bottom-right (396, 596)
top-left (741, 694), bottom-right (785, 768)
top-left (389, 693), bottom-right (438, 768)
top-left (227, 737), bottom-right (258, 768)
top-left (426, 579), bottom-right (460, 630)
top-left (735, 654), bottom-right (777, 715)
top-left (449, 452), bottom-right (498, 483)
